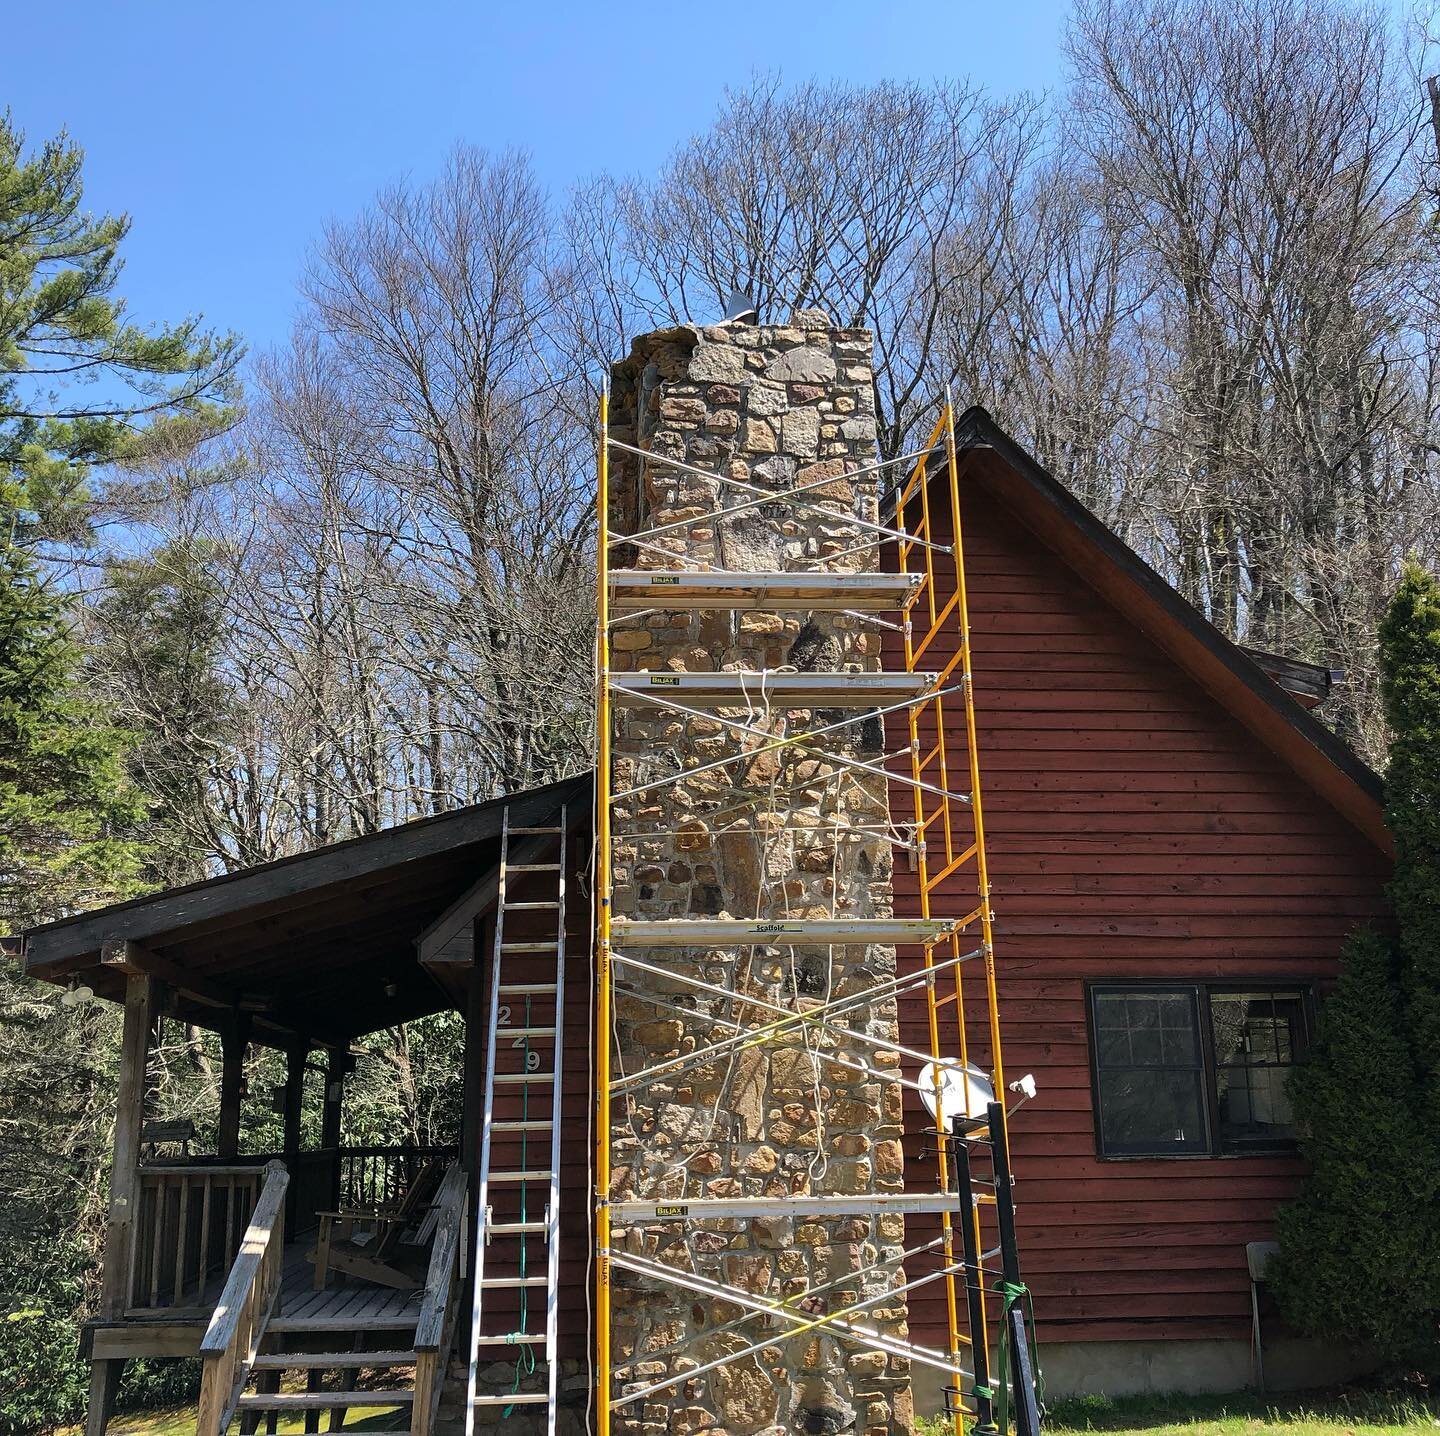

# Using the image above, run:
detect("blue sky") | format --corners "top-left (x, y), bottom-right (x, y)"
top-left (3, 2), bottom-right (1071, 361)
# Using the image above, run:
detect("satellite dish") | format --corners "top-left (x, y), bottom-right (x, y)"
top-left (723, 288), bottom-right (758, 324)
top-left (917, 1060), bottom-right (996, 1130)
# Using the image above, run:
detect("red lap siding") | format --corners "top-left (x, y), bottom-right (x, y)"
top-left (885, 487), bottom-right (1390, 1347)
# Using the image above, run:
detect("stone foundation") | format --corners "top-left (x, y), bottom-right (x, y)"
top-left (606, 312), bottom-right (916, 1435)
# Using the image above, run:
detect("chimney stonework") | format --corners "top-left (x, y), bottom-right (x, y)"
top-left (607, 313), bottom-right (917, 1434)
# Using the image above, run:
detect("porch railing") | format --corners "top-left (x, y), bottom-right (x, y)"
top-left (128, 1164), bottom-right (269, 1312)
top-left (196, 1160), bottom-right (288, 1436)
top-left (412, 1163), bottom-right (467, 1436)
top-left (121, 1144), bottom-right (458, 1313)
top-left (337, 1145), bottom-right (457, 1213)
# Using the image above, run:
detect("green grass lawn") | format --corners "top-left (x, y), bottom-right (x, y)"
top-left (61, 1405), bottom-right (409, 1436)
top-left (916, 1389), bottom-right (1440, 1436)
top-left (71, 1386), bottom-right (1440, 1436)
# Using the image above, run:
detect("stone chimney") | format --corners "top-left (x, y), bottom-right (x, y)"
top-left (606, 310), bottom-right (917, 1436)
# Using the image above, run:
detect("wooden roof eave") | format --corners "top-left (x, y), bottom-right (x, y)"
top-left (13, 776), bottom-right (589, 1042)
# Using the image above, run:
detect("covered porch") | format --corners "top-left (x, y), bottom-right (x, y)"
top-left (12, 777), bottom-right (587, 1436)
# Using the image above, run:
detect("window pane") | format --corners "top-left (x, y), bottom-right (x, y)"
top-left (1091, 988), bottom-right (1207, 1156)
top-left (1210, 991), bottom-right (1306, 1150)
top-left (1097, 1069), bottom-right (1209, 1155)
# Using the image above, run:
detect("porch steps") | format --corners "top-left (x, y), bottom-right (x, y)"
top-left (250, 1349), bottom-right (415, 1368)
top-left (227, 1318), bottom-right (425, 1436)
top-left (237, 1391), bottom-right (413, 1411)
top-left (268, 1312), bottom-right (418, 1332)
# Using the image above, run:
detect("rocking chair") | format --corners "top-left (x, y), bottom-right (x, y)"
top-left (307, 1158), bottom-right (446, 1291)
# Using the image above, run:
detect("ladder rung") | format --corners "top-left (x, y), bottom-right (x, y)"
top-left (487, 1221), bottom-right (548, 1235)
top-left (486, 1169), bottom-right (555, 1182)
top-left (505, 900), bottom-right (560, 910)
top-left (492, 1118), bottom-right (554, 1131)
top-left (508, 863), bottom-right (561, 872)
top-left (500, 942), bottom-right (559, 953)
top-left (498, 983), bottom-right (557, 994)
top-left (479, 1276), bottom-right (548, 1288)
top-left (507, 825), bottom-right (562, 834)
top-left (492, 1072), bottom-right (555, 1085)
top-left (473, 1393), bottom-right (549, 1406)
top-left (473, 1332), bottom-right (545, 1345)
top-left (497, 1026), bottom-right (556, 1038)
top-left (609, 670), bottom-right (938, 709)
top-left (610, 916), bottom-right (963, 947)
top-left (608, 569), bottom-right (923, 613)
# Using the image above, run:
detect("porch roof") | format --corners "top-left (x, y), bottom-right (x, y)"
top-left (14, 776), bottom-right (587, 1047)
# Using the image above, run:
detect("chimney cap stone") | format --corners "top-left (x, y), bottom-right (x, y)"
top-left (790, 307), bottom-right (834, 331)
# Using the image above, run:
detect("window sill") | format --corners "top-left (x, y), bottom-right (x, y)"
top-left (1093, 1146), bottom-right (1300, 1162)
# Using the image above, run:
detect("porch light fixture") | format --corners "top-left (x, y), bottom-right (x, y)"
top-left (60, 978), bottom-right (95, 1008)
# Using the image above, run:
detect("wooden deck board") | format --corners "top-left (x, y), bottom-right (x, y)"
top-left (91, 1241), bottom-right (421, 1357)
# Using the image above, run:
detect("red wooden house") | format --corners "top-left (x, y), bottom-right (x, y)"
top-left (886, 408), bottom-right (1390, 1400)
top-left (14, 410), bottom-right (1390, 1432)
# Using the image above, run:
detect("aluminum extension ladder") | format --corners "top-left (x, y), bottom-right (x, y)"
top-left (464, 806), bottom-right (568, 1435)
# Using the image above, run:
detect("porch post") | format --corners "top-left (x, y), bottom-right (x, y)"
top-left (321, 1050), bottom-right (354, 1210)
top-left (88, 971), bottom-right (156, 1436)
top-left (217, 1012), bottom-right (251, 1159)
top-left (102, 971), bottom-right (156, 1317)
top-left (461, 913), bottom-right (493, 1185)
top-left (282, 1040), bottom-right (307, 1230)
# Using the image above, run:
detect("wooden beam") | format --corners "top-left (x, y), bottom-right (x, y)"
top-left (101, 973), bottom-right (155, 1319)
top-left (23, 777), bottom-right (586, 974)
top-left (460, 915), bottom-right (493, 1184)
top-left (320, 1054), bottom-right (346, 1150)
top-left (415, 826), bottom-right (566, 967)
top-left (101, 939), bottom-right (350, 1050)
top-left (282, 1043), bottom-right (308, 1232)
top-left (102, 938), bottom-right (233, 1010)
top-left (85, 1358), bottom-right (124, 1436)
top-left (217, 1013), bottom-right (251, 1159)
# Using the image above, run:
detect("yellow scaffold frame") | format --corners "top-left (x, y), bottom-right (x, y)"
top-left (593, 390), bottom-right (1012, 1436)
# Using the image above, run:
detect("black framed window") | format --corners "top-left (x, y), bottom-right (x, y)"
top-left (1087, 983), bottom-right (1311, 1158)
top-left (1210, 990), bottom-right (1307, 1150)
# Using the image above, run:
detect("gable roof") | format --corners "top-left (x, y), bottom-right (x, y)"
top-left (12, 776), bottom-right (587, 1043)
top-left (903, 406), bottom-right (1389, 854)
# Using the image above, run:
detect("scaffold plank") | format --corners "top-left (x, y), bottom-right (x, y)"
top-left (609, 916), bottom-right (960, 946)
top-left (608, 670), bottom-right (938, 708)
top-left (607, 1191), bottom-right (967, 1221)
top-left (609, 569), bottom-right (922, 612)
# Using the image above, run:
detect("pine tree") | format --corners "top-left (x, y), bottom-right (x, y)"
top-left (1272, 561), bottom-right (1440, 1371)
top-left (0, 112), bottom-right (240, 543)
top-left (89, 539), bottom-right (233, 887)
top-left (0, 533), bottom-right (143, 928)
top-left (1271, 929), bottom-right (1440, 1365)
top-left (1380, 564), bottom-right (1440, 1120)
